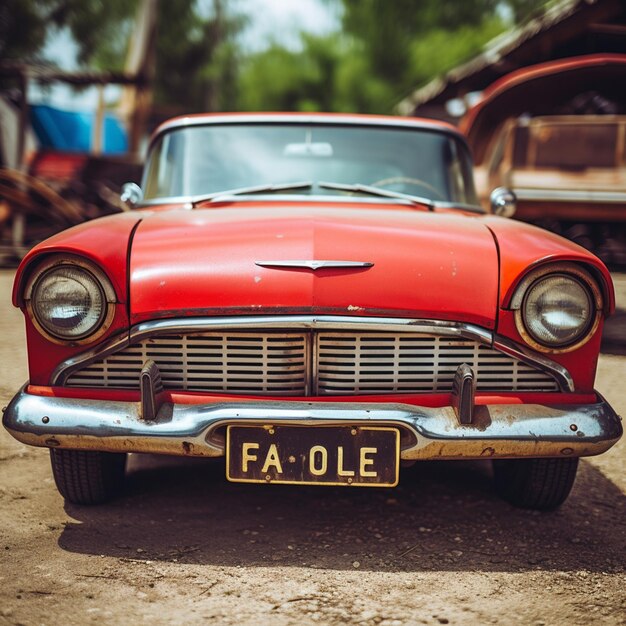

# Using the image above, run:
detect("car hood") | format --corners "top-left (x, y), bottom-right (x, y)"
top-left (129, 204), bottom-right (499, 327)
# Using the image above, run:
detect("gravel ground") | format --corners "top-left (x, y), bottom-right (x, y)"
top-left (0, 269), bottom-right (624, 626)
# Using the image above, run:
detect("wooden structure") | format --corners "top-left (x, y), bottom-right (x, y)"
top-left (397, 0), bottom-right (626, 122)
top-left (0, 0), bottom-right (156, 262)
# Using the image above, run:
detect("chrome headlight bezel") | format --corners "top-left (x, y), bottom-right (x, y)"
top-left (511, 263), bottom-right (603, 354)
top-left (24, 257), bottom-right (117, 344)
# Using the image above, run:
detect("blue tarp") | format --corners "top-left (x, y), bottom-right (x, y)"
top-left (29, 104), bottom-right (128, 154)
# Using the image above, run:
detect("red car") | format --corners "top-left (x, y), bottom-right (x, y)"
top-left (3, 113), bottom-right (622, 509)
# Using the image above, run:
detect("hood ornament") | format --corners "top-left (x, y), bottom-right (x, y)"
top-left (255, 260), bottom-right (374, 271)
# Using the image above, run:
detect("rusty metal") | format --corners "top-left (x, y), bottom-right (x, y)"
top-left (226, 424), bottom-right (399, 486)
top-left (51, 316), bottom-right (566, 394)
top-left (140, 360), bottom-right (164, 421)
top-left (452, 363), bottom-right (475, 424)
top-left (3, 385), bottom-right (622, 462)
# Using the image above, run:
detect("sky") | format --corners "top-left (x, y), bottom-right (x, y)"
top-left (32, 0), bottom-right (339, 110)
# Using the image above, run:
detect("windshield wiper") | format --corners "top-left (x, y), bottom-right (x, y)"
top-left (318, 181), bottom-right (435, 210)
top-left (191, 181), bottom-right (313, 206)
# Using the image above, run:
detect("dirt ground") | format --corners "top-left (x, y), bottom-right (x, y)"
top-left (0, 269), bottom-right (624, 626)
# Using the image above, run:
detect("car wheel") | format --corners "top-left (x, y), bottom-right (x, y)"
top-left (50, 449), bottom-right (127, 505)
top-left (492, 457), bottom-right (579, 510)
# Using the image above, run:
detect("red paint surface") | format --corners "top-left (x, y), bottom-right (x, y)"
top-left (484, 216), bottom-right (615, 313)
top-left (12, 213), bottom-right (140, 385)
top-left (24, 306), bottom-right (129, 386)
top-left (128, 204), bottom-right (499, 326)
top-left (10, 114), bottom-right (613, 396)
top-left (29, 151), bottom-right (88, 181)
top-left (13, 212), bottom-right (142, 306)
top-left (496, 310), bottom-right (603, 394)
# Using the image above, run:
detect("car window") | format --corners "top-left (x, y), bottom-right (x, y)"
top-left (143, 123), bottom-right (478, 205)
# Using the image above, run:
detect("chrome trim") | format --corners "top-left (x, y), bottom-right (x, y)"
top-left (514, 188), bottom-right (626, 204)
top-left (51, 316), bottom-right (494, 385)
top-left (52, 332), bottom-right (130, 385)
top-left (128, 316), bottom-right (494, 343)
top-left (509, 263), bottom-right (603, 356)
top-left (510, 263), bottom-right (603, 311)
top-left (24, 255), bottom-right (118, 346)
top-left (311, 326), bottom-right (320, 395)
top-left (51, 316), bottom-right (571, 392)
top-left (4, 386), bottom-right (622, 461)
top-left (255, 260), bottom-right (374, 271)
top-left (493, 335), bottom-right (574, 392)
top-left (24, 256), bottom-right (117, 303)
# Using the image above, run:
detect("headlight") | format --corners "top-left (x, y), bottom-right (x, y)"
top-left (512, 264), bottom-right (602, 353)
top-left (522, 274), bottom-right (592, 346)
top-left (26, 259), bottom-right (115, 343)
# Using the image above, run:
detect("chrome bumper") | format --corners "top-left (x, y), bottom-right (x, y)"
top-left (2, 386), bottom-right (622, 460)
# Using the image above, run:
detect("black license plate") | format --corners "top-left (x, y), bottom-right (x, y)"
top-left (226, 424), bottom-right (399, 486)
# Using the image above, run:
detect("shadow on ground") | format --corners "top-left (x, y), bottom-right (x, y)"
top-left (602, 310), bottom-right (626, 355)
top-left (58, 455), bottom-right (625, 574)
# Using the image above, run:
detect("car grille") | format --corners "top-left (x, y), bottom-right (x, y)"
top-left (65, 330), bottom-right (559, 395)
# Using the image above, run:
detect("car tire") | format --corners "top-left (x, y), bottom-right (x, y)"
top-left (492, 457), bottom-right (579, 510)
top-left (50, 449), bottom-right (127, 505)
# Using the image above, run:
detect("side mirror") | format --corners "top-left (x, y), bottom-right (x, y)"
top-left (120, 182), bottom-right (143, 208)
top-left (490, 187), bottom-right (517, 218)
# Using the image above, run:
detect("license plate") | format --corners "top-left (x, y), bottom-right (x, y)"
top-left (226, 424), bottom-right (399, 487)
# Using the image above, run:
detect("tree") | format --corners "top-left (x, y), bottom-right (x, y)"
top-left (1, 0), bottom-right (553, 115)
top-left (0, 0), bottom-right (243, 114)
top-left (152, 0), bottom-right (245, 113)
top-left (0, 1), bottom-right (52, 61)
top-left (237, 0), bottom-right (550, 114)
top-left (0, 0), bottom-right (138, 65)
top-left (238, 33), bottom-right (343, 112)
top-left (337, 0), bottom-right (504, 112)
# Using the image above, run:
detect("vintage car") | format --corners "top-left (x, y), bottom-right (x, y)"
top-left (3, 113), bottom-right (622, 510)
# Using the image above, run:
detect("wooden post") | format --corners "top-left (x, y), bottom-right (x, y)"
top-left (92, 84), bottom-right (105, 155)
top-left (12, 70), bottom-right (29, 255)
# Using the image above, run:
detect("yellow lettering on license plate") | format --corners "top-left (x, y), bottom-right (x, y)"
top-left (226, 425), bottom-right (400, 487)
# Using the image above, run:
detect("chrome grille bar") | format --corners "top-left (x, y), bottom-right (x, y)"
top-left (65, 328), bottom-right (559, 395)
top-left (67, 332), bottom-right (309, 396)
top-left (314, 334), bottom-right (557, 394)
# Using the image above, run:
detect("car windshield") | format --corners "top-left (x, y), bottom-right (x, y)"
top-left (142, 123), bottom-right (479, 206)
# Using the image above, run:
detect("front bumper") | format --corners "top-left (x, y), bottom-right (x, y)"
top-left (3, 387), bottom-right (622, 460)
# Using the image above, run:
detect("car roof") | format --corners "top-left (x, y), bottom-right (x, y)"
top-left (150, 112), bottom-right (466, 147)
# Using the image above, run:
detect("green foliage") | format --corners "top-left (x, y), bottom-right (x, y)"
top-left (55, 0), bottom-right (139, 68)
top-left (332, 0), bottom-right (509, 112)
top-left (0, 0), bottom-right (138, 66)
top-left (0, 0), bottom-right (51, 60)
top-left (3, 0), bottom-right (553, 115)
top-left (0, 0), bottom-right (243, 113)
top-left (238, 0), bottom-right (514, 114)
top-left (238, 33), bottom-right (343, 112)
top-left (154, 0), bottom-right (245, 112)
top-left (407, 18), bottom-right (507, 96)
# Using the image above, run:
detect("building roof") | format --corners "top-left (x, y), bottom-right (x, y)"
top-left (397, 0), bottom-right (626, 120)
